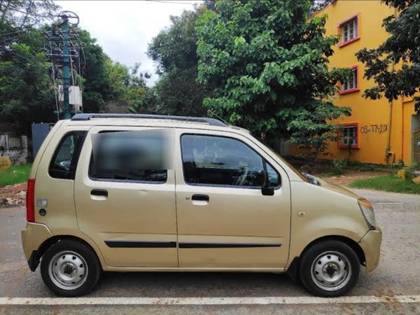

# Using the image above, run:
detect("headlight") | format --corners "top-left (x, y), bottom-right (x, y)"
top-left (358, 198), bottom-right (376, 229)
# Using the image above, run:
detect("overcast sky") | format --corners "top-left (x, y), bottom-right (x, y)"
top-left (56, 0), bottom-right (203, 84)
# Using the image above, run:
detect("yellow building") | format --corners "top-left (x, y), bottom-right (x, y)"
top-left (313, 0), bottom-right (419, 165)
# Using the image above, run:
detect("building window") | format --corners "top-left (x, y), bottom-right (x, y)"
top-left (340, 66), bottom-right (358, 94)
top-left (339, 16), bottom-right (359, 47)
top-left (339, 124), bottom-right (358, 149)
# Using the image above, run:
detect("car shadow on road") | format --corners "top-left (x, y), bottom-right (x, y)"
top-left (92, 272), bottom-right (306, 297)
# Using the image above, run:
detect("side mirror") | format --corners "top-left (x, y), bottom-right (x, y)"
top-left (257, 170), bottom-right (274, 196)
top-left (262, 186), bottom-right (275, 196)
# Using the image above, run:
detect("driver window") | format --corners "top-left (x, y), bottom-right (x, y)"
top-left (49, 131), bottom-right (86, 179)
top-left (181, 134), bottom-right (280, 187)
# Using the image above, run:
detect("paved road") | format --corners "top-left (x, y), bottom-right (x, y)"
top-left (0, 189), bottom-right (419, 314)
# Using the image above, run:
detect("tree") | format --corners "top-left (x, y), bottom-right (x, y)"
top-left (357, 0), bottom-right (419, 111)
top-left (147, 10), bottom-right (208, 116)
top-left (0, 39), bottom-right (55, 133)
top-left (0, 1), bottom-right (149, 133)
top-left (105, 61), bottom-right (148, 112)
top-left (196, 0), bottom-right (350, 153)
top-left (76, 29), bottom-right (114, 113)
top-left (0, 0), bottom-right (57, 133)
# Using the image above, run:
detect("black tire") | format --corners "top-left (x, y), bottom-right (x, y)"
top-left (41, 239), bottom-right (101, 297)
top-left (299, 240), bottom-right (360, 297)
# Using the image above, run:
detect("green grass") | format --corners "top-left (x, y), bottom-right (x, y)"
top-left (0, 164), bottom-right (32, 187)
top-left (349, 175), bottom-right (420, 194)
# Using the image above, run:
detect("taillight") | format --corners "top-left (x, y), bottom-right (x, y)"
top-left (26, 179), bottom-right (35, 222)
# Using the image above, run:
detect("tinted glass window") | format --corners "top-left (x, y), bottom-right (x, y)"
top-left (181, 134), bottom-right (280, 187)
top-left (89, 130), bottom-right (168, 183)
top-left (49, 131), bottom-right (87, 179)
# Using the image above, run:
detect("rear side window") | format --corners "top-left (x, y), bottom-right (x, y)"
top-left (49, 131), bottom-right (87, 179)
top-left (89, 130), bottom-right (168, 183)
top-left (181, 134), bottom-right (280, 187)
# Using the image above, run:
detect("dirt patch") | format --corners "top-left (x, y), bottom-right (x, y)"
top-left (0, 183), bottom-right (26, 207)
top-left (319, 171), bottom-right (388, 186)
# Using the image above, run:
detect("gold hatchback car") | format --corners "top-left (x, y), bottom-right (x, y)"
top-left (21, 113), bottom-right (381, 297)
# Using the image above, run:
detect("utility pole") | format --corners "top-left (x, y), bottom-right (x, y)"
top-left (46, 11), bottom-right (80, 119)
top-left (61, 14), bottom-right (71, 119)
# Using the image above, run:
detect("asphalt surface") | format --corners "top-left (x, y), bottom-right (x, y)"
top-left (0, 188), bottom-right (419, 314)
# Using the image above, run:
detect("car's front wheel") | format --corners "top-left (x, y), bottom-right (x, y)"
top-left (299, 240), bottom-right (360, 297)
top-left (40, 239), bottom-right (101, 297)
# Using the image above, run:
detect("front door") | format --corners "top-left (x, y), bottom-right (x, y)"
top-left (75, 127), bottom-right (178, 267)
top-left (175, 130), bottom-right (291, 269)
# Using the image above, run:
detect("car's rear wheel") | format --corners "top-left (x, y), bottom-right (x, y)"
top-left (41, 239), bottom-right (101, 296)
top-left (299, 240), bottom-right (360, 297)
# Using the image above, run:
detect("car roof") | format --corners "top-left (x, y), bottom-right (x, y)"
top-left (62, 113), bottom-right (250, 135)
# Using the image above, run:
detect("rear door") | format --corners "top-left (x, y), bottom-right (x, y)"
top-left (75, 126), bottom-right (178, 267)
top-left (35, 126), bottom-right (88, 233)
top-left (175, 129), bottom-right (291, 269)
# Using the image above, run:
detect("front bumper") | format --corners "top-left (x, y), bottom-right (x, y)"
top-left (21, 222), bottom-right (52, 271)
top-left (358, 227), bottom-right (382, 272)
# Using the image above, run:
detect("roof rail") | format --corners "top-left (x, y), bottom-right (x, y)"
top-left (71, 113), bottom-right (227, 127)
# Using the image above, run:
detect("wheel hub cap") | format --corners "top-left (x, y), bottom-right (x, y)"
top-left (311, 251), bottom-right (352, 291)
top-left (48, 251), bottom-right (88, 290)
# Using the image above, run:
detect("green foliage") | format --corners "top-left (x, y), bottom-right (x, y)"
top-left (104, 60), bottom-right (148, 112)
top-left (146, 10), bottom-right (208, 116)
top-left (404, 163), bottom-right (419, 181)
top-left (0, 0), bottom-right (57, 133)
top-left (0, 163), bottom-right (31, 186)
top-left (0, 1), bottom-right (149, 132)
top-left (350, 174), bottom-right (420, 194)
top-left (196, 0), bottom-right (350, 153)
top-left (356, 0), bottom-right (420, 111)
top-left (331, 159), bottom-right (348, 175)
top-left (76, 29), bottom-right (114, 113)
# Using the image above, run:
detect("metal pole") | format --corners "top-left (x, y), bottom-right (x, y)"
top-left (62, 15), bottom-right (71, 119)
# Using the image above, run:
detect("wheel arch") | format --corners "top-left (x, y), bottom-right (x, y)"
top-left (287, 235), bottom-right (366, 281)
top-left (30, 235), bottom-right (104, 271)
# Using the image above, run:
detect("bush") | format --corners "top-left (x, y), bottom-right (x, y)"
top-left (331, 159), bottom-right (348, 175)
top-left (404, 163), bottom-right (420, 181)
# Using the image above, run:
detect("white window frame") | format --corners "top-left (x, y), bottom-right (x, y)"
top-left (341, 67), bottom-right (358, 92)
top-left (339, 125), bottom-right (358, 149)
top-left (341, 17), bottom-right (358, 43)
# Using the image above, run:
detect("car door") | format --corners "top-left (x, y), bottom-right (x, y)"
top-left (175, 129), bottom-right (291, 269)
top-left (75, 126), bottom-right (178, 267)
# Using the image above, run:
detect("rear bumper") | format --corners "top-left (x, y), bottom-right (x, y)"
top-left (359, 227), bottom-right (382, 272)
top-left (21, 222), bottom-right (52, 271)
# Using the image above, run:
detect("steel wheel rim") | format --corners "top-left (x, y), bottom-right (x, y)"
top-left (310, 250), bottom-right (352, 292)
top-left (48, 250), bottom-right (88, 290)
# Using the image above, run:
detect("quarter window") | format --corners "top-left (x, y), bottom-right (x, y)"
top-left (49, 131), bottom-right (87, 179)
top-left (89, 130), bottom-right (168, 183)
top-left (181, 134), bottom-right (280, 187)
